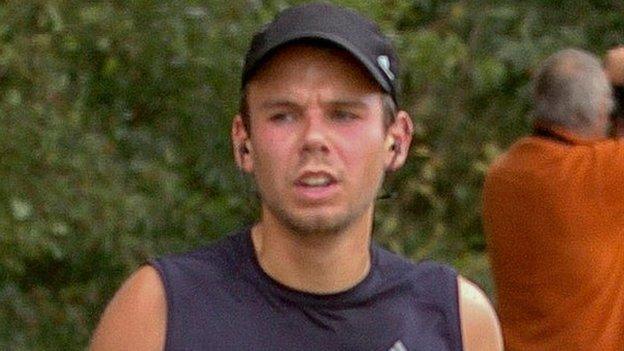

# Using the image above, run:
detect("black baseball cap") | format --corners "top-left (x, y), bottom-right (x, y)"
top-left (242, 2), bottom-right (400, 104)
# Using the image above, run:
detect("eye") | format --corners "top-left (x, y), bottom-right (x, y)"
top-left (332, 110), bottom-right (358, 122)
top-left (269, 112), bottom-right (295, 123)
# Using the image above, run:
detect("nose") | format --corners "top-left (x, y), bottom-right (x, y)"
top-left (301, 108), bottom-right (330, 154)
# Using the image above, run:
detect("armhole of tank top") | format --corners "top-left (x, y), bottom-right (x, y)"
top-left (415, 261), bottom-right (464, 350)
top-left (450, 271), bottom-right (464, 351)
top-left (146, 259), bottom-right (173, 351)
top-left (427, 262), bottom-right (463, 351)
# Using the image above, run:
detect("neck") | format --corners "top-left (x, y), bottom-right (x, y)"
top-left (578, 125), bottom-right (608, 139)
top-left (534, 120), bottom-right (607, 141)
top-left (251, 209), bottom-right (373, 294)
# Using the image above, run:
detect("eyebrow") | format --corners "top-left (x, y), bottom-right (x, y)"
top-left (260, 100), bottom-right (299, 110)
top-left (329, 100), bottom-right (368, 109)
top-left (259, 99), bottom-right (368, 110)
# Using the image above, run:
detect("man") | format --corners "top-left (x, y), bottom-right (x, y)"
top-left (91, 3), bottom-right (502, 350)
top-left (483, 47), bottom-right (624, 350)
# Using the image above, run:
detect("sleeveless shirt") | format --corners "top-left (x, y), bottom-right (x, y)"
top-left (150, 228), bottom-right (463, 351)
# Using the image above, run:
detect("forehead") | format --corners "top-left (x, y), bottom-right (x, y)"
top-left (246, 42), bottom-right (382, 98)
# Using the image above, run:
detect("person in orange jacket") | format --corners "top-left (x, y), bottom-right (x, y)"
top-left (483, 47), bottom-right (624, 350)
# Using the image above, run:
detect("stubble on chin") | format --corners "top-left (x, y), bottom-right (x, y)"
top-left (275, 208), bottom-right (353, 237)
top-left (262, 194), bottom-right (375, 237)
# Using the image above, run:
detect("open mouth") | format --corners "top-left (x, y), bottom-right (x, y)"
top-left (296, 175), bottom-right (336, 188)
top-left (293, 171), bottom-right (339, 201)
top-left (295, 172), bottom-right (338, 188)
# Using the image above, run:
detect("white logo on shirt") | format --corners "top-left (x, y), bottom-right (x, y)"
top-left (388, 340), bottom-right (408, 351)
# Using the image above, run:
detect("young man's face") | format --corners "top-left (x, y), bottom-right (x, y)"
top-left (234, 43), bottom-right (409, 235)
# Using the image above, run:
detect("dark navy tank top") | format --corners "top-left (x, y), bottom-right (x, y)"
top-left (150, 228), bottom-right (463, 351)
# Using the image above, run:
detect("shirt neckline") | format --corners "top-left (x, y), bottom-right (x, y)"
top-left (239, 226), bottom-right (380, 307)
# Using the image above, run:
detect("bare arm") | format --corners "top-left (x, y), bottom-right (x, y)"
top-left (90, 265), bottom-right (166, 351)
top-left (605, 46), bottom-right (624, 85)
top-left (605, 46), bottom-right (624, 137)
top-left (458, 275), bottom-right (504, 351)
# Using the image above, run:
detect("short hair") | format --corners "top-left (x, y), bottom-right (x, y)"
top-left (533, 48), bottom-right (614, 131)
top-left (238, 41), bottom-right (398, 133)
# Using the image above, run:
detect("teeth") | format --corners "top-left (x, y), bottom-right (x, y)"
top-left (301, 176), bottom-right (331, 187)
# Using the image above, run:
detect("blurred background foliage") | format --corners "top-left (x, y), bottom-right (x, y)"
top-left (1, 0), bottom-right (622, 349)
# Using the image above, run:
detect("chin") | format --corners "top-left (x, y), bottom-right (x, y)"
top-left (279, 210), bottom-right (355, 236)
top-left (262, 193), bottom-right (374, 236)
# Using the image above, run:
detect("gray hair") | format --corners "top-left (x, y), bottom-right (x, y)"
top-left (533, 48), bottom-right (614, 131)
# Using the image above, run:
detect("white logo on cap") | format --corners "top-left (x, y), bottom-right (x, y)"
top-left (377, 55), bottom-right (395, 81)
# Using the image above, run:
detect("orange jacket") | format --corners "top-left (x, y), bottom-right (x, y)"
top-left (483, 127), bottom-right (624, 350)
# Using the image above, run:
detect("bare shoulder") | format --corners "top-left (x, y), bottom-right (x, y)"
top-left (457, 275), bottom-right (504, 351)
top-left (90, 265), bottom-right (166, 351)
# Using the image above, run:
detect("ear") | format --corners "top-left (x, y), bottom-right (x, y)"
top-left (232, 115), bottom-right (254, 173)
top-left (384, 110), bottom-right (414, 172)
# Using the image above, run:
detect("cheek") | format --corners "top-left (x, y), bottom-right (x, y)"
top-left (335, 126), bottom-right (387, 172)
top-left (251, 126), bottom-right (295, 172)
